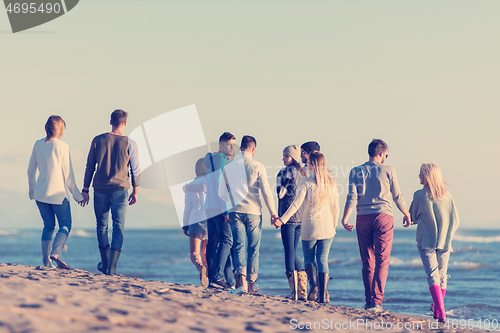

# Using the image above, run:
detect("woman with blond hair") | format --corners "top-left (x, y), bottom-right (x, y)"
top-left (274, 151), bottom-right (339, 303)
top-left (28, 115), bottom-right (84, 269)
top-left (409, 163), bottom-right (459, 322)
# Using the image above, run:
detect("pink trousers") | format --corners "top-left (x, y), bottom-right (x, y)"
top-left (356, 213), bottom-right (394, 305)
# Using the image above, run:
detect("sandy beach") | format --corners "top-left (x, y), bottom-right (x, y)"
top-left (0, 263), bottom-right (489, 333)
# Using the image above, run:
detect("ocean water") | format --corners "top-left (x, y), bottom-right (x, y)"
top-left (1, 228), bottom-right (499, 327)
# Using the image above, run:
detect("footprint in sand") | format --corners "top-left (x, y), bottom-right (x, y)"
top-left (19, 304), bottom-right (42, 308)
top-left (109, 308), bottom-right (129, 316)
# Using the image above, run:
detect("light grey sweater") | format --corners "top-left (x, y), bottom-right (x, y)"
top-left (219, 152), bottom-right (277, 216)
top-left (410, 189), bottom-right (460, 252)
top-left (345, 161), bottom-right (407, 216)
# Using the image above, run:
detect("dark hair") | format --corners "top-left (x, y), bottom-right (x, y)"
top-left (111, 109), bottom-right (128, 127)
top-left (368, 139), bottom-right (388, 158)
top-left (240, 135), bottom-right (257, 150)
top-left (45, 115), bottom-right (66, 140)
top-left (195, 158), bottom-right (207, 177)
top-left (219, 132), bottom-right (235, 143)
top-left (301, 141), bottom-right (320, 154)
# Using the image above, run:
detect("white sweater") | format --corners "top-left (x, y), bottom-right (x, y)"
top-left (183, 176), bottom-right (207, 227)
top-left (28, 138), bottom-right (84, 204)
top-left (280, 176), bottom-right (339, 241)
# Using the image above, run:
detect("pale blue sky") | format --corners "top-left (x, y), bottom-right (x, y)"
top-left (1, 1), bottom-right (499, 229)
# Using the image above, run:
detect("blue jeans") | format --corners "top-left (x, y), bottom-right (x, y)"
top-left (302, 237), bottom-right (333, 274)
top-left (36, 198), bottom-right (72, 241)
top-left (206, 212), bottom-right (234, 284)
top-left (229, 213), bottom-right (262, 283)
top-left (281, 223), bottom-right (302, 272)
top-left (94, 190), bottom-right (128, 251)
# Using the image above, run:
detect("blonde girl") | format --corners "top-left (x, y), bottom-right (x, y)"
top-left (409, 163), bottom-right (459, 322)
top-left (274, 151), bottom-right (339, 303)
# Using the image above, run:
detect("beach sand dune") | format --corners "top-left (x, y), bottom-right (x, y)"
top-left (0, 263), bottom-right (484, 333)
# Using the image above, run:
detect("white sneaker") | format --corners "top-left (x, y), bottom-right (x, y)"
top-left (228, 286), bottom-right (247, 294)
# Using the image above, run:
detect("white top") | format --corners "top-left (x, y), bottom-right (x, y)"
top-left (183, 176), bottom-right (207, 227)
top-left (280, 176), bottom-right (339, 241)
top-left (219, 151), bottom-right (277, 216)
top-left (28, 138), bottom-right (84, 204)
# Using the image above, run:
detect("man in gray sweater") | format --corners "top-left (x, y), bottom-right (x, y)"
top-left (341, 139), bottom-right (410, 312)
top-left (81, 109), bottom-right (140, 275)
top-left (220, 135), bottom-right (278, 293)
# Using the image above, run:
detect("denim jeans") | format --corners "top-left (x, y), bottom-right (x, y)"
top-left (418, 246), bottom-right (451, 289)
top-left (36, 198), bottom-right (72, 241)
top-left (206, 211), bottom-right (234, 284)
top-left (229, 213), bottom-right (262, 283)
top-left (302, 237), bottom-right (333, 274)
top-left (94, 190), bottom-right (128, 251)
top-left (281, 223), bottom-right (302, 272)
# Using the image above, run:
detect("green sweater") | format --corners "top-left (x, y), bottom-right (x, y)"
top-left (410, 188), bottom-right (460, 252)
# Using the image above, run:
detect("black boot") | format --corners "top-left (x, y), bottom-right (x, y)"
top-left (106, 248), bottom-right (121, 275)
top-left (318, 273), bottom-right (329, 304)
top-left (97, 245), bottom-right (110, 274)
top-left (305, 263), bottom-right (318, 301)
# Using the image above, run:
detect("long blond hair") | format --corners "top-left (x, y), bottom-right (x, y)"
top-left (420, 163), bottom-right (447, 200)
top-left (309, 151), bottom-right (336, 205)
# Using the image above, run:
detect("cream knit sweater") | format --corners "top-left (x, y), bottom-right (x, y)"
top-left (28, 138), bottom-right (83, 204)
top-left (280, 176), bottom-right (339, 241)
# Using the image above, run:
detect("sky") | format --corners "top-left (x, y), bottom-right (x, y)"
top-left (1, 0), bottom-right (499, 230)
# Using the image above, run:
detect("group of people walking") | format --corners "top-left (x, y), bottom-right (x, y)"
top-left (182, 134), bottom-right (459, 322)
top-left (28, 113), bottom-right (459, 322)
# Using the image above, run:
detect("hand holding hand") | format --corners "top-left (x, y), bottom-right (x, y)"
top-left (403, 213), bottom-right (411, 228)
top-left (273, 217), bottom-right (283, 229)
top-left (79, 192), bottom-right (89, 207)
top-left (342, 220), bottom-right (354, 232)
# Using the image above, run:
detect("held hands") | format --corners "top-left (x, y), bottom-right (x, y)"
top-left (403, 212), bottom-right (411, 228)
top-left (270, 215), bottom-right (277, 227)
top-left (271, 215), bottom-right (283, 229)
top-left (79, 192), bottom-right (90, 207)
top-left (342, 220), bottom-right (354, 232)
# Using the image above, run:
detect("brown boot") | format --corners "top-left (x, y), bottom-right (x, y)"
top-left (318, 273), bottom-right (329, 304)
top-left (305, 263), bottom-right (318, 301)
top-left (285, 271), bottom-right (298, 300)
top-left (297, 271), bottom-right (308, 301)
